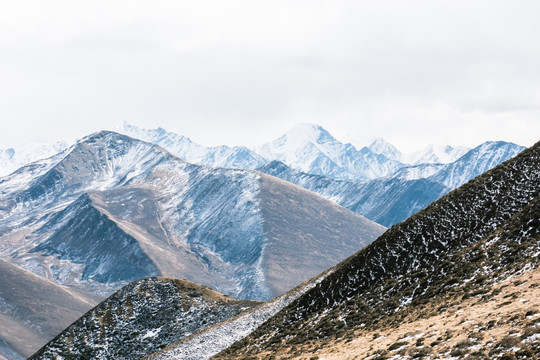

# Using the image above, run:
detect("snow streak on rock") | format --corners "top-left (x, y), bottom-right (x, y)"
top-left (147, 270), bottom-right (333, 360)
top-left (30, 278), bottom-right (258, 360)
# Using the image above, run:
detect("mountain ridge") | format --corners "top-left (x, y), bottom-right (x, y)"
top-left (214, 140), bottom-right (540, 359)
top-left (0, 131), bottom-right (385, 302)
top-left (30, 277), bottom-right (260, 360)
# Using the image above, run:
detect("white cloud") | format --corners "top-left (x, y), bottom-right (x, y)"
top-left (0, 0), bottom-right (539, 150)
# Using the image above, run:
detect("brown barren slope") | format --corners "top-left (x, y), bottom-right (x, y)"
top-left (258, 173), bottom-right (386, 296)
top-left (251, 266), bottom-right (540, 360)
top-left (0, 259), bottom-right (100, 358)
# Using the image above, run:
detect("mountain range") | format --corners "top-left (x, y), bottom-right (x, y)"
top-left (368, 137), bottom-right (470, 164)
top-left (1, 131), bottom-right (384, 299)
top-left (118, 122), bottom-right (524, 226)
top-left (171, 140), bottom-right (540, 360)
top-left (0, 131), bottom-right (384, 358)
top-left (0, 122), bottom-right (530, 359)
top-left (117, 121), bottom-right (486, 181)
top-left (31, 139), bottom-right (540, 360)
top-left (257, 140), bottom-right (524, 226)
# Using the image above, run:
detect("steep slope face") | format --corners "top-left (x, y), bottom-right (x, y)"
top-left (255, 123), bottom-right (403, 180)
top-left (389, 163), bottom-right (445, 180)
top-left (31, 193), bottom-right (160, 283)
top-left (146, 270), bottom-right (334, 360)
top-left (117, 121), bottom-right (266, 169)
top-left (0, 131), bottom-right (385, 302)
top-left (257, 174), bottom-right (385, 295)
top-left (258, 161), bottom-right (449, 227)
top-left (0, 259), bottom-right (100, 359)
top-left (30, 278), bottom-right (259, 360)
top-left (343, 177), bottom-right (448, 227)
top-left (215, 140), bottom-right (540, 359)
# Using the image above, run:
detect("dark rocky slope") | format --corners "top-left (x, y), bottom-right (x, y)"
top-left (215, 140), bottom-right (540, 359)
top-left (30, 278), bottom-right (259, 360)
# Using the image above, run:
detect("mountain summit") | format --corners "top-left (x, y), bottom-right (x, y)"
top-left (255, 123), bottom-right (404, 180)
top-left (368, 137), bottom-right (470, 164)
top-left (116, 121), bottom-right (266, 169)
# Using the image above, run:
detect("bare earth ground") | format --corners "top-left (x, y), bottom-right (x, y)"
top-left (263, 266), bottom-right (540, 360)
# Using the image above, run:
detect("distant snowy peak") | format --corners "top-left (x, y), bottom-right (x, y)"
top-left (116, 121), bottom-right (207, 161)
top-left (116, 121), bottom-right (266, 169)
top-left (0, 141), bottom-right (69, 177)
top-left (256, 124), bottom-right (403, 180)
top-left (368, 137), bottom-right (470, 165)
top-left (368, 138), bottom-right (402, 162)
top-left (405, 144), bottom-right (470, 165)
top-left (255, 123), bottom-right (338, 164)
top-left (429, 141), bottom-right (526, 189)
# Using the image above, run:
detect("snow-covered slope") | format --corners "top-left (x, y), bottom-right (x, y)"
top-left (257, 141), bottom-right (524, 227)
top-left (428, 140), bottom-right (525, 188)
top-left (368, 138), bottom-right (470, 165)
top-left (30, 278), bottom-right (259, 360)
top-left (367, 137), bottom-right (403, 162)
top-left (368, 137), bottom-right (470, 164)
top-left (405, 143), bottom-right (470, 164)
top-left (213, 140), bottom-right (540, 359)
top-left (0, 131), bottom-right (384, 302)
top-left (116, 121), bottom-right (266, 169)
top-left (389, 163), bottom-right (446, 180)
top-left (255, 123), bottom-right (404, 180)
top-left (0, 141), bottom-right (68, 177)
top-left (258, 160), bottom-right (447, 227)
top-left (147, 269), bottom-right (333, 360)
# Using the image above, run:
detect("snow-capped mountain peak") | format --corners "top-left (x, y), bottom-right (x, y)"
top-left (404, 143), bottom-right (470, 164)
top-left (283, 123), bottom-right (334, 143)
top-left (367, 137), bottom-right (402, 161)
top-left (366, 137), bottom-right (470, 165)
top-left (116, 121), bottom-right (266, 170)
top-left (255, 124), bottom-right (403, 180)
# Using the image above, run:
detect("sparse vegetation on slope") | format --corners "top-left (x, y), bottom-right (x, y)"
top-left (283, 266), bottom-right (540, 360)
top-left (30, 277), bottom-right (259, 360)
top-left (215, 141), bottom-right (540, 359)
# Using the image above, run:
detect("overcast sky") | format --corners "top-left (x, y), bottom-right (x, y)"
top-left (1, 1), bottom-right (539, 152)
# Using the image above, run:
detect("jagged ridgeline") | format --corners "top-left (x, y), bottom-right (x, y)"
top-left (29, 277), bottom-right (259, 360)
top-left (215, 140), bottom-right (540, 359)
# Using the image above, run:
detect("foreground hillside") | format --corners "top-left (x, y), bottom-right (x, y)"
top-left (214, 141), bottom-right (540, 359)
top-left (147, 269), bottom-right (334, 360)
top-left (30, 278), bottom-right (259, 360)
top-left (291, 265), bottom-right (540, 359)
